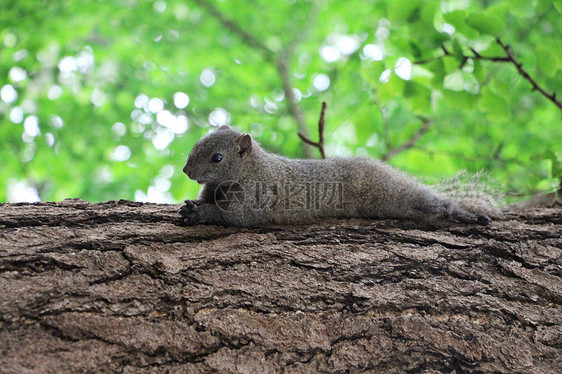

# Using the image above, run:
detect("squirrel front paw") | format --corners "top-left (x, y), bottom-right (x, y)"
top-left (475, 213), bottom-right (492, 225)
top-left (178, 200), bottom-right (202, 225)
top-left (453, 211), bottom-right (491, 225)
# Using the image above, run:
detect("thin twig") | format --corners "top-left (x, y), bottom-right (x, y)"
top-left (496, 38), bottom-right (561, 110)
top-left (412, 45), bottom-right (451, 65)
top-left (415, 40), bottom-right (561, 110)
top-left (382, 118), bottom-right (433, 161)
top-left (299, 102), bottom-right (327, 159)
top-left (469, 47), bottom-right (510, 62)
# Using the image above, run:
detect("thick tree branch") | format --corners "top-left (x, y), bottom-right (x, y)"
top-left (382, 118), bottom-right (433, 161)
top-left (415, 41), bottom-right (561, 110)
top-left (298, 102), bottom-right (326, 159)
top-left (1, 201), bottom-right (561, 372)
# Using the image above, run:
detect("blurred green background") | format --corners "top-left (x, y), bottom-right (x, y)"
top-left (1, 0), bottom-right (560, 203)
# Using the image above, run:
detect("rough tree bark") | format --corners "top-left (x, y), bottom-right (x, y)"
top-left (0, 199), bottom-right (561, 373)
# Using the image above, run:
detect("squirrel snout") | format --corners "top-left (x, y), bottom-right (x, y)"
top-left (182, 164), bottom-right (193, 179)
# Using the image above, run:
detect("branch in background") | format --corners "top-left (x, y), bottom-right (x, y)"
top-left (275, 2), bottom-right (320, 158)
top-left (285, 2), bottom-right (319, 58)
top-left (382, 118), bottom-right (433, 161)
top-left (298, 102), bottom-right (327, 159)
top-left (279, 4), bottom-right (320, 158)
top-left (278, 56), bottom-right (314, 158)
top-left (467, 47), bottom-right (510, 63)
top-left (190, 0), bottom-right (315, 157)
top-left (189, 0), bottom-right (274, 61)
top-left (495, 38), bottom-right (561, 110)
top-left (415, 39), bottom-right (561, 110)
top-left (412, 45), bottom-right (456, 65)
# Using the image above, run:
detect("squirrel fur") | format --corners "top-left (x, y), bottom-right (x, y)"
top-left (179, 125), bottom-right (491, 227)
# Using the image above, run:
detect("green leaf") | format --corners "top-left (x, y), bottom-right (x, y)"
top-left (387, 0), bottom-right (422, 23)
top-left (443, 71), bottom-right (464, 92)
top-left (408, 20), bottom-right (442, 53)
top-left (403, 81), bottom-right (431, 114)
top-left (451, 39), bottom-right (465, 59)
top-left (466, 13), bottom-right (503, 35)
top-left (536, 45), bottom-right (559, 77)
top-left (466, 3), bottom-right (508, 35)
top-left (554, 0), bottom-right (562, 13)
top-left (472, 60), bottom-right (486, 81)
top-left (420, 1), bottom-right (438, 25)
top-left (443, 55), bottom-right (460, 74)
top-left (479, 87), bottom-right (508, 121)
top-left (443, 10), bottom-right (466, 28)
top-left (536, 0), bottom-right (553, 13)
top-left (510, 0), bottom-right (535, 17)
top-left (425, 59), bottom-right (445, 86)
top-left (378, 73), bottom-right (406, 101)
top-left (442, 90), bottom-right (479, 109)
top-left (443, 10), bottom-right (479, 39)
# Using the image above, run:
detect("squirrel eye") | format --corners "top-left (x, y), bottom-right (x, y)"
top-left (211, 153), bottom-right (223, 163)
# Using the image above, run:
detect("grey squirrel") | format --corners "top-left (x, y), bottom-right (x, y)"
top-left (179, 125), bottom-right (491, 227)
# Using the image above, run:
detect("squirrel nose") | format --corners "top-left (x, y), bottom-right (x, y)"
top-left (182, 164), bottom-right (192, 178)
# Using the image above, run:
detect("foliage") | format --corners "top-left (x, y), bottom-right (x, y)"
top-left (0, 0), bottom-right (560, 203)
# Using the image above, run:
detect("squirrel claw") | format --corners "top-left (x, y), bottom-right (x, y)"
top-left (452, 211), bottom-right (491, 225)
top-left (476, 213), bottom-right (492, 225)
top-left (178, 200), bottom-right (201, 226)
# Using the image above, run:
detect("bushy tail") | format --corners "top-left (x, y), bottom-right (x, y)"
top-left (431, 170), bottom-right (505, 217)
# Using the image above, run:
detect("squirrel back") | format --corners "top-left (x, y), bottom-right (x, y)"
top-left (180, 126), bottom-right (492, 227)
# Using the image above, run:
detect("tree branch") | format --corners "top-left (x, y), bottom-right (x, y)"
top-left (2, 200), bottom-right (561, 373)
top-left (495, 38), bottom-right (561, 110)
top-left (298, 102), bottom-right (326, 159)
top-left (468, 47), bottom-right (510, 62)
top-left (284, 2), bottom-right (319, 58)
top-left (189, 0), bottom-right (274, 61)
top-left (413, 45), bottom-right (453, 65)
top-left (276, 3), bottom-right (321, 158)
top-left (191, 0), bottom-right (315, 157)
top-left (415, 41), bottom-right (561, 110)
top-left (278, 55), bottom-right (313, 158)
top-left (382, 118), bottom-right (433, 161)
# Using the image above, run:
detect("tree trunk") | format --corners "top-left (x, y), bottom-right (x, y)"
top-left (1, 199), bottom-right (561, 373)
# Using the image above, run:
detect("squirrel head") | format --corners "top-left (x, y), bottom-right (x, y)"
top-left (183, 125), bottom-right (255, 184)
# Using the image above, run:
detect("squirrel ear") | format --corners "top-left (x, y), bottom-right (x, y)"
top-left (235, 134), bottom-right (252, 157)
top-left (217, 125), bottom-right (230, 131)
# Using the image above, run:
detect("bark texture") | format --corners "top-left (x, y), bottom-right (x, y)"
top-left (0, 199), bottom-right (561, 373)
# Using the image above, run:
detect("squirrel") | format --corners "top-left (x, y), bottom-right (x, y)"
top-left (179, 125), bottom-right (492, 227)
